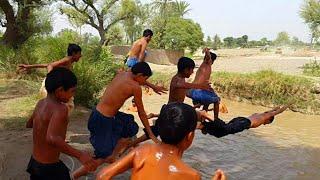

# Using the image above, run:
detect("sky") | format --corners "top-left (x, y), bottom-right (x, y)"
top-left (3, 0), bottom-right (310, 42)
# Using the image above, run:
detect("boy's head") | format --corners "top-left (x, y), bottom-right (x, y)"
top-left (45, 67), bottom-right (77, 103)
top-left (177, 57), bottom-right (195, 78)
top-left (67, 43), bottom-right (82, 62)
top-left (143, 29), bottom-right (153, 43)
top-left (158, 103), bottom-right (197, 150)
top-left (205, 52), bottom-right (217, 65)
top-left (132, 62), bottom-right (152, 85)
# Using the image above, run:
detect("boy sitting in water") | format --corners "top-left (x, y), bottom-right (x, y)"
top-left (186, 48), bottom-right (221, 119)
top-left (26, 67), bottom-right (95, 180)
top-left (18, 44), bottom-right (82, 114)
top-left (72, 62), bottom-right (161, 179)
top-left (96, 103), bottom-right (226, 180)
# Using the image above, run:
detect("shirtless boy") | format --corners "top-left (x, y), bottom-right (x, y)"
top-left (72, 62), bottom-right (161, 179)
top-left (96, 103), bottom-right (226, 180)
top-left (18, 44), bottom-right (82, 114)
top-left (126, 29), bottom-right (153, 68)
top-left (187, 48), bottom-right (221, 119)
top-left (26, 67), bottom-right (95, 180)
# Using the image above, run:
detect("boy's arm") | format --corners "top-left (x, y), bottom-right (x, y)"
top-left (145, 81), bottom-right (167, 95)
top-left (175, 78), bottom-right (212, 91)
top-left (138, 42), bottom-right (147, 61)
top-left (97, 149), bottom-right (135, 180)
top-left (18, 63), bottom-right (49, 72)
top-left (133, 86), bottom-right (160, 143)
top-left (46, 106), bottom-right (94, 167)
top-left (26, 111), bottom-right (35, 128)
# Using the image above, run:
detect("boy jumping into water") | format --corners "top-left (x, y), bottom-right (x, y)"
top-left (72, 62), bottom-right (161, 179)
top-left (125, 29), bottom-right (153, 68)
top-left (187, 48), bottom-right (221, 119)
top-left (18, 44), bottom-right (82, 114)
top-left (26, 68), bottom-right (95, 180)
top-left (96, 103), bottom-right (227, 180)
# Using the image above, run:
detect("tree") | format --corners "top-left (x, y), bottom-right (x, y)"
top-left (223, 37), bottom-right (235, 48)
top-left (162, 17), bottom-right (203, 53)
top-left (300, 0), bottom-right (320, 45)
top-left (205, 36), bottom-right (212, 48)
top-left (0, 0), bottom-right (52, 48)
top-left (212, 34), bottom-right (222, 50)
top-left (274, 31), bottom-right (291, 45)
top-left (60, 0), bottom-right (137, 45)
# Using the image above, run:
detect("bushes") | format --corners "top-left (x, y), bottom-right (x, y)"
top-left (302, 60), bottom-right (320, 77)
top-left (212, 70), bottom-right (320, 114)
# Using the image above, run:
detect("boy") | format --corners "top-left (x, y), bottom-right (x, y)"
top-left (18, 44), bottom-right (82, 114)
top-left (187, 48), bottom-right (221, 119)
top-left (168, 56), bottom-right (212, 103)
top-left (125, 29), bottom-right (153, 68)
top-left (96, 103), bottom-right (226, 180)
top-left (26, 67), bottom-right (95, 180)
top-left (198, 105), bottom-right (291, 137)
top-left (72, 62), bottom-right (161, 179)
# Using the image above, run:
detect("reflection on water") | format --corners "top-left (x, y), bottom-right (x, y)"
top-left (185, 100), bottom-right (320, 180)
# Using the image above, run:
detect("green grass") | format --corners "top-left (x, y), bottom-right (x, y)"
top-left (302, 60), bottom-right (320, 77)
top-left (211, 70), bottom-right (320, 114)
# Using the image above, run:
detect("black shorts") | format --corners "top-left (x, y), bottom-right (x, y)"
top-left (202, 117), bottom-right (251, 138)
top-left (26, 156), bottom-right (70, 180)
top-left (143, 120), bottom-right (160, 139)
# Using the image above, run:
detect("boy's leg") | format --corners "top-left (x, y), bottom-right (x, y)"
top-left (213, 101), bottom-right (220, 120)
top-left (249, 105), bottom-right (290, 128)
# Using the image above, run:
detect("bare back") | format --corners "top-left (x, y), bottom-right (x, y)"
top-left (96, 72), bottom-right (141, 117)
top-left (129, 38), bottom-right (147, 59)
top-left (32, 99), bottom-right (68, 164)
top-left (168, 75), bottom-right (187, 103)
top-left (193, 62), bottom-right (211, 84)
top-left (131, 144), bottom-right (200, 180)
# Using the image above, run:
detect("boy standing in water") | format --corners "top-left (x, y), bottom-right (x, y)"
top-left (187, 48), bottom-right (221, 119)
top-left (72, 62), bottom-right (161, 179)
top-left (96, 103), bottom-right (227, 180)
top-left (26, 68), bottom-right (95, 180)
top-left (125, 29), bottom-right (153, 67)
top-left (18, 44), bottom-right (82, 114)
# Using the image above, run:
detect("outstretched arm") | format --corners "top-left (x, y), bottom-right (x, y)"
top-left (97, 150), bottom-right (135, 180)
top-left (175, 78), bottom-right (212, 91)
top-left (145, 81), bottom-right (167, 95)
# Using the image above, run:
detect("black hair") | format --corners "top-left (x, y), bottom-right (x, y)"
top-left (177, 57), bottom-right (195, 73)
top-left (204, 52), bottom-right (217, 64)
top-left (143, 29), bottom-right (153, 37)
top-left (45, 67), bottom-right (77, 93)
top-left (67, 43), bottom-right (81, 56)
top-left (158, 103), bottom-right (197, 145)
top-left (131, 62), bottom-right (153, 77)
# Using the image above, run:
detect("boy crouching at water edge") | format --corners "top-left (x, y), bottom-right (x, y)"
top-left (97, 103), bottom-right (226, 180)
top-left (72, 62), bottom-right (161, 179)
top-left (26, 67), bottom-right (96, 180)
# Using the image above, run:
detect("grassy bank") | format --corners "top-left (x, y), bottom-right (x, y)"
top-left (150, 70), bottom-right (320, 115)
top-left (302, 60), bottom-right (320, 77)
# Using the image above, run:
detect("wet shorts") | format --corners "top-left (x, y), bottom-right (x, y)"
top-left (88, 108), bottom-right (139, 158)
top-left (126, 57), bottom-right (139, 68)
top-left (202, 117), bottom-right (251, 138)
top-left (188, 89), bottom-right (220, 106)
top-left (143, 120), bottom-right (160, 139)
top-left (26, 156), bottom-right (70, 180)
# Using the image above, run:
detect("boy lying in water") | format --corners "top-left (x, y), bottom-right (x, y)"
top-left (96, 103), bottom-right (226, 180)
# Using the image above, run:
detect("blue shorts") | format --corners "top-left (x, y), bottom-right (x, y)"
top-left (126, 57), bottom-right (139, 68)
top-left (188, 89), bottom-right (220, 106)
top-left (88, 108), bottom-right (139, 158)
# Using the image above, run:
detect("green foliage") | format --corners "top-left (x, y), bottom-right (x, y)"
top-left (73, 46), bottom-right (122, 107)
top-left (303, 60), bottom-right (320, 77)
top-left (223, 37), bottom-right (236, 48)
top-left (300, 0), bottom-right (320, 44)
top-left (161, 17), bottom-right (204, 53)
top-left (274, 31), bottom-right (291, 46)
top-left (212, 70), bottom-right (320, 114)
top-left (212, 34), bottom-right (222, 50)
